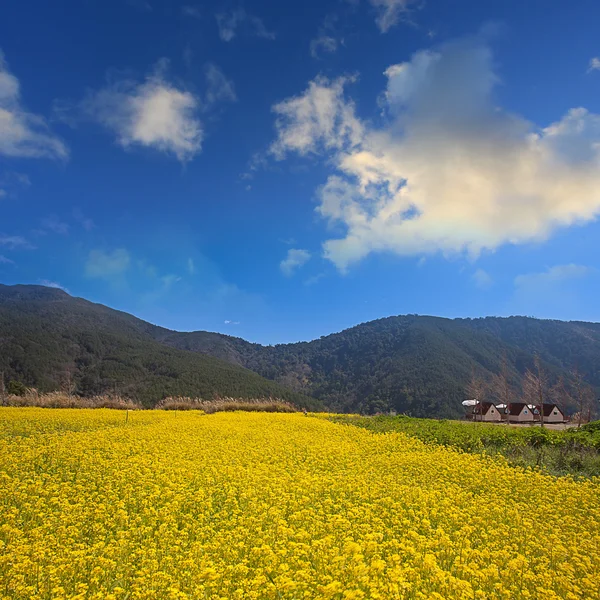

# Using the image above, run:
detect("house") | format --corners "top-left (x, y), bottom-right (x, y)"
top-left (535, 403), bottom-right (565, 424)
top-left (507, 402), bottom-right (534, 423)
top-left (470, 401), bottom-right (502, 422)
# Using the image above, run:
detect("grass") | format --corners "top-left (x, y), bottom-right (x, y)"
top-left (330, 414), bottom-right (600, 478)
top-left (0, 391), bottom-right (298, 413)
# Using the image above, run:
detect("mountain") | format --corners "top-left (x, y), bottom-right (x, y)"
top-left (0, 285), bottom-right (321, 409)
top-left (1, 284), bottom-right (599, 417)
top-left (157, 316), bottom-right (600, 418)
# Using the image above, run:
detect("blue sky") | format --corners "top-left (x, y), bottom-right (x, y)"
top-left (1, 0), bottom-right (600, 344)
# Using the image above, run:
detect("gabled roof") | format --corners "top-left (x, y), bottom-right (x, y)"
top-left (507, 402), bottom-right (529, 415)
top-left (473, 401), bottom-right (496, 414)
top-left (541, 403), bottom-right (563, 417)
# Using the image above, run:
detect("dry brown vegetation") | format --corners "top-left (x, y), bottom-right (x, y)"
top-left (156, 396), bottom-right (297, 413)
top-left (0, 391), bottom-right (298, 413)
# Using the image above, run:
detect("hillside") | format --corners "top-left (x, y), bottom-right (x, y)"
top-left (2, 284), bottom-right (600, 417)
top-left (0, 285), bottom-right (321, 409)
top-left (158, 316), bottom-right (600, 418)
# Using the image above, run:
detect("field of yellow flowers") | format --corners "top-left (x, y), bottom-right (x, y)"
top-left (1, 409), bottom-right (599, 599)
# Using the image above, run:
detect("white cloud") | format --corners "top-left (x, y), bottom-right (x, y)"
top-left (280, 248), bottom-right (311, 276)
top-left (41, 215), bottom-right (69, 235)
top-left (204, 64), bottom-right (237, 108)
top-left (84, 60), bottom-right (202, 162)
top-left (0, 255), bottom-right (15, 265)
top-left (304, 273), bottom-right (325, 286)
top-left (270, 36), bottom-right (600, 272)
top-left (270, 75), bottom-right (363, 159)
top-left (0, 234), bottom-right (34, 250)
top-left (514, 264), bottom-right (591, 290)
top-left (0, 51), bottom-right (68, 160)
top-left (369, 0), bottom-right (418, 33)
top-left (588, 57), bottom-right (600, 73)
top-left (224, 319), bottom-right (241, 325)
top-left (181, 5), bottom-right (201, 19)
top-left (472, 268), bottom-right (493, 290)
top-left (216, 9), bottom-right (275, 42)
top-left (0, 189), bottom-right (5, 198)
top-left (187, 257), bottom-right (195, 275)
top-left (85, 248), bottom-right (131, 279)
top-left (39, 279), bottom-right (69, 293)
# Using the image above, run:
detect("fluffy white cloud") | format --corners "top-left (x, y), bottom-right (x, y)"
top-left (85, 248), bottom-right (131, 279)
top-left (0, 52), bottom-right (68, 159)
top-left (369, 0), bottom-right (417, 33)
top-left (270, 75), bottom-right (363, 159)
top-left (280, 248), bottom-right (311, 276)
top-left (215, 9), bottom-right (275, 42)
top-left (271, 37), bottom-right (600, 271)
top-left (514, 264), bottom-right (591, 290)
top-left (588, 57), bottom-right (600, 73)
top-left (84, 60), bottom-right (202, 162)
top-left (472, 268), bottom-right (493, 290)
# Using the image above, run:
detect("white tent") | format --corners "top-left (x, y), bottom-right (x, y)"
top-left (462, 399), bottom-right (478, 407)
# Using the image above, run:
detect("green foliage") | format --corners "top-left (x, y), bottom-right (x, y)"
top-left (6, 380), bottom-right (27, 396)
top-left (160, 315), bottom-right (600, 418)
top-left (0, 285), bottom-right (321, 410)
top-left (332, 415), bottom-right (600, 477)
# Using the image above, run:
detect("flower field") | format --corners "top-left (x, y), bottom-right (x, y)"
top-left (1, 409), bottom-right (599, 599)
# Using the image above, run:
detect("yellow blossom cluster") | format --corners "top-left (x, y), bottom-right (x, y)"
top-left (0, 408), bottom-right (599, 599)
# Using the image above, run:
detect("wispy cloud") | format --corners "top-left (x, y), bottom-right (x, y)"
top-left (310, 14), bottom-right (342, 59)
top-left (187, 257), bottom-right (195, 275)
top-left (369, 0), bottom-right (419, 33)
top-left (73, 208), bottom-right (95, 231)
top-left (204, 63), bottom-right (237, 108)
top-left (181, 5), bottom-right (201, 19)
top-left (514, 264), bottom-right (592, 290)
top-left (0, 234), bottom-right (34, 250)
top-left (0, 255), bottom-right (15, 265)
top-left (41, 215), bottom-right (69, 235)
top-left (268, 36), bottom-right (600, 272)
top-left (39, 279), bottom-right (69, 293)
top-left (0, 50), bottom-right (68, 160)
top-left (304, 273), bottom-right (325, 286)
top-left (280, 248), bottom-right (311, 276)
top-left (472, 268), bottom-right (493, 290)
top-left (83, 59), bottom-right (203, 162)
top-left (588, 57), bottom-right (600, 73)
top-left (215, 8), bottom-right (275, 42)
top-left (224, 319), bottom-right (241, 325)
top-left (85, 248), bottom-right (131, 280)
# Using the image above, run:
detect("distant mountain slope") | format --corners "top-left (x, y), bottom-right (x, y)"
top-left (2, 285), bottom-right (599, 417)
top-left (158, 316), bottom-right (600, 418)
top-left (0, 285), bottom-right (321, 409)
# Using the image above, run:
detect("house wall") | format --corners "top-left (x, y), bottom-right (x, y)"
top-left (545, 409), bottom-right (564, 423)
top-left (483, 406), bottom-right (501, 422)
top-left (509, 408), bottom-right (533, 422)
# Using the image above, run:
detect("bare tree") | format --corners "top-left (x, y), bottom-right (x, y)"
top-left (570, 367), bottom-right (595, 428)
top-left (493, 354), bottom-right (513, 424)
top-left (466, 370), bottom-right (487, 422)
top-left (60, 368), bottom-right (76, 398)
top-left (522, 355), bottom-right (547, 427)
top-left (549, 376), bottom-right (571, 416)
top-left (0, 370), bottom-right (5, 407)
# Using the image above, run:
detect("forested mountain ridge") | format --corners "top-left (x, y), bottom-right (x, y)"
top-left (0, 285), bottom-right (321, 409)
top-left (1, 284), bottom-right (599, 417)
top-left (157, 316), bottom-right (600, 417)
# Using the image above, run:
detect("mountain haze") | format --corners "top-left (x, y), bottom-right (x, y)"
top-left (1, 285), bottom-right (599, 417)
